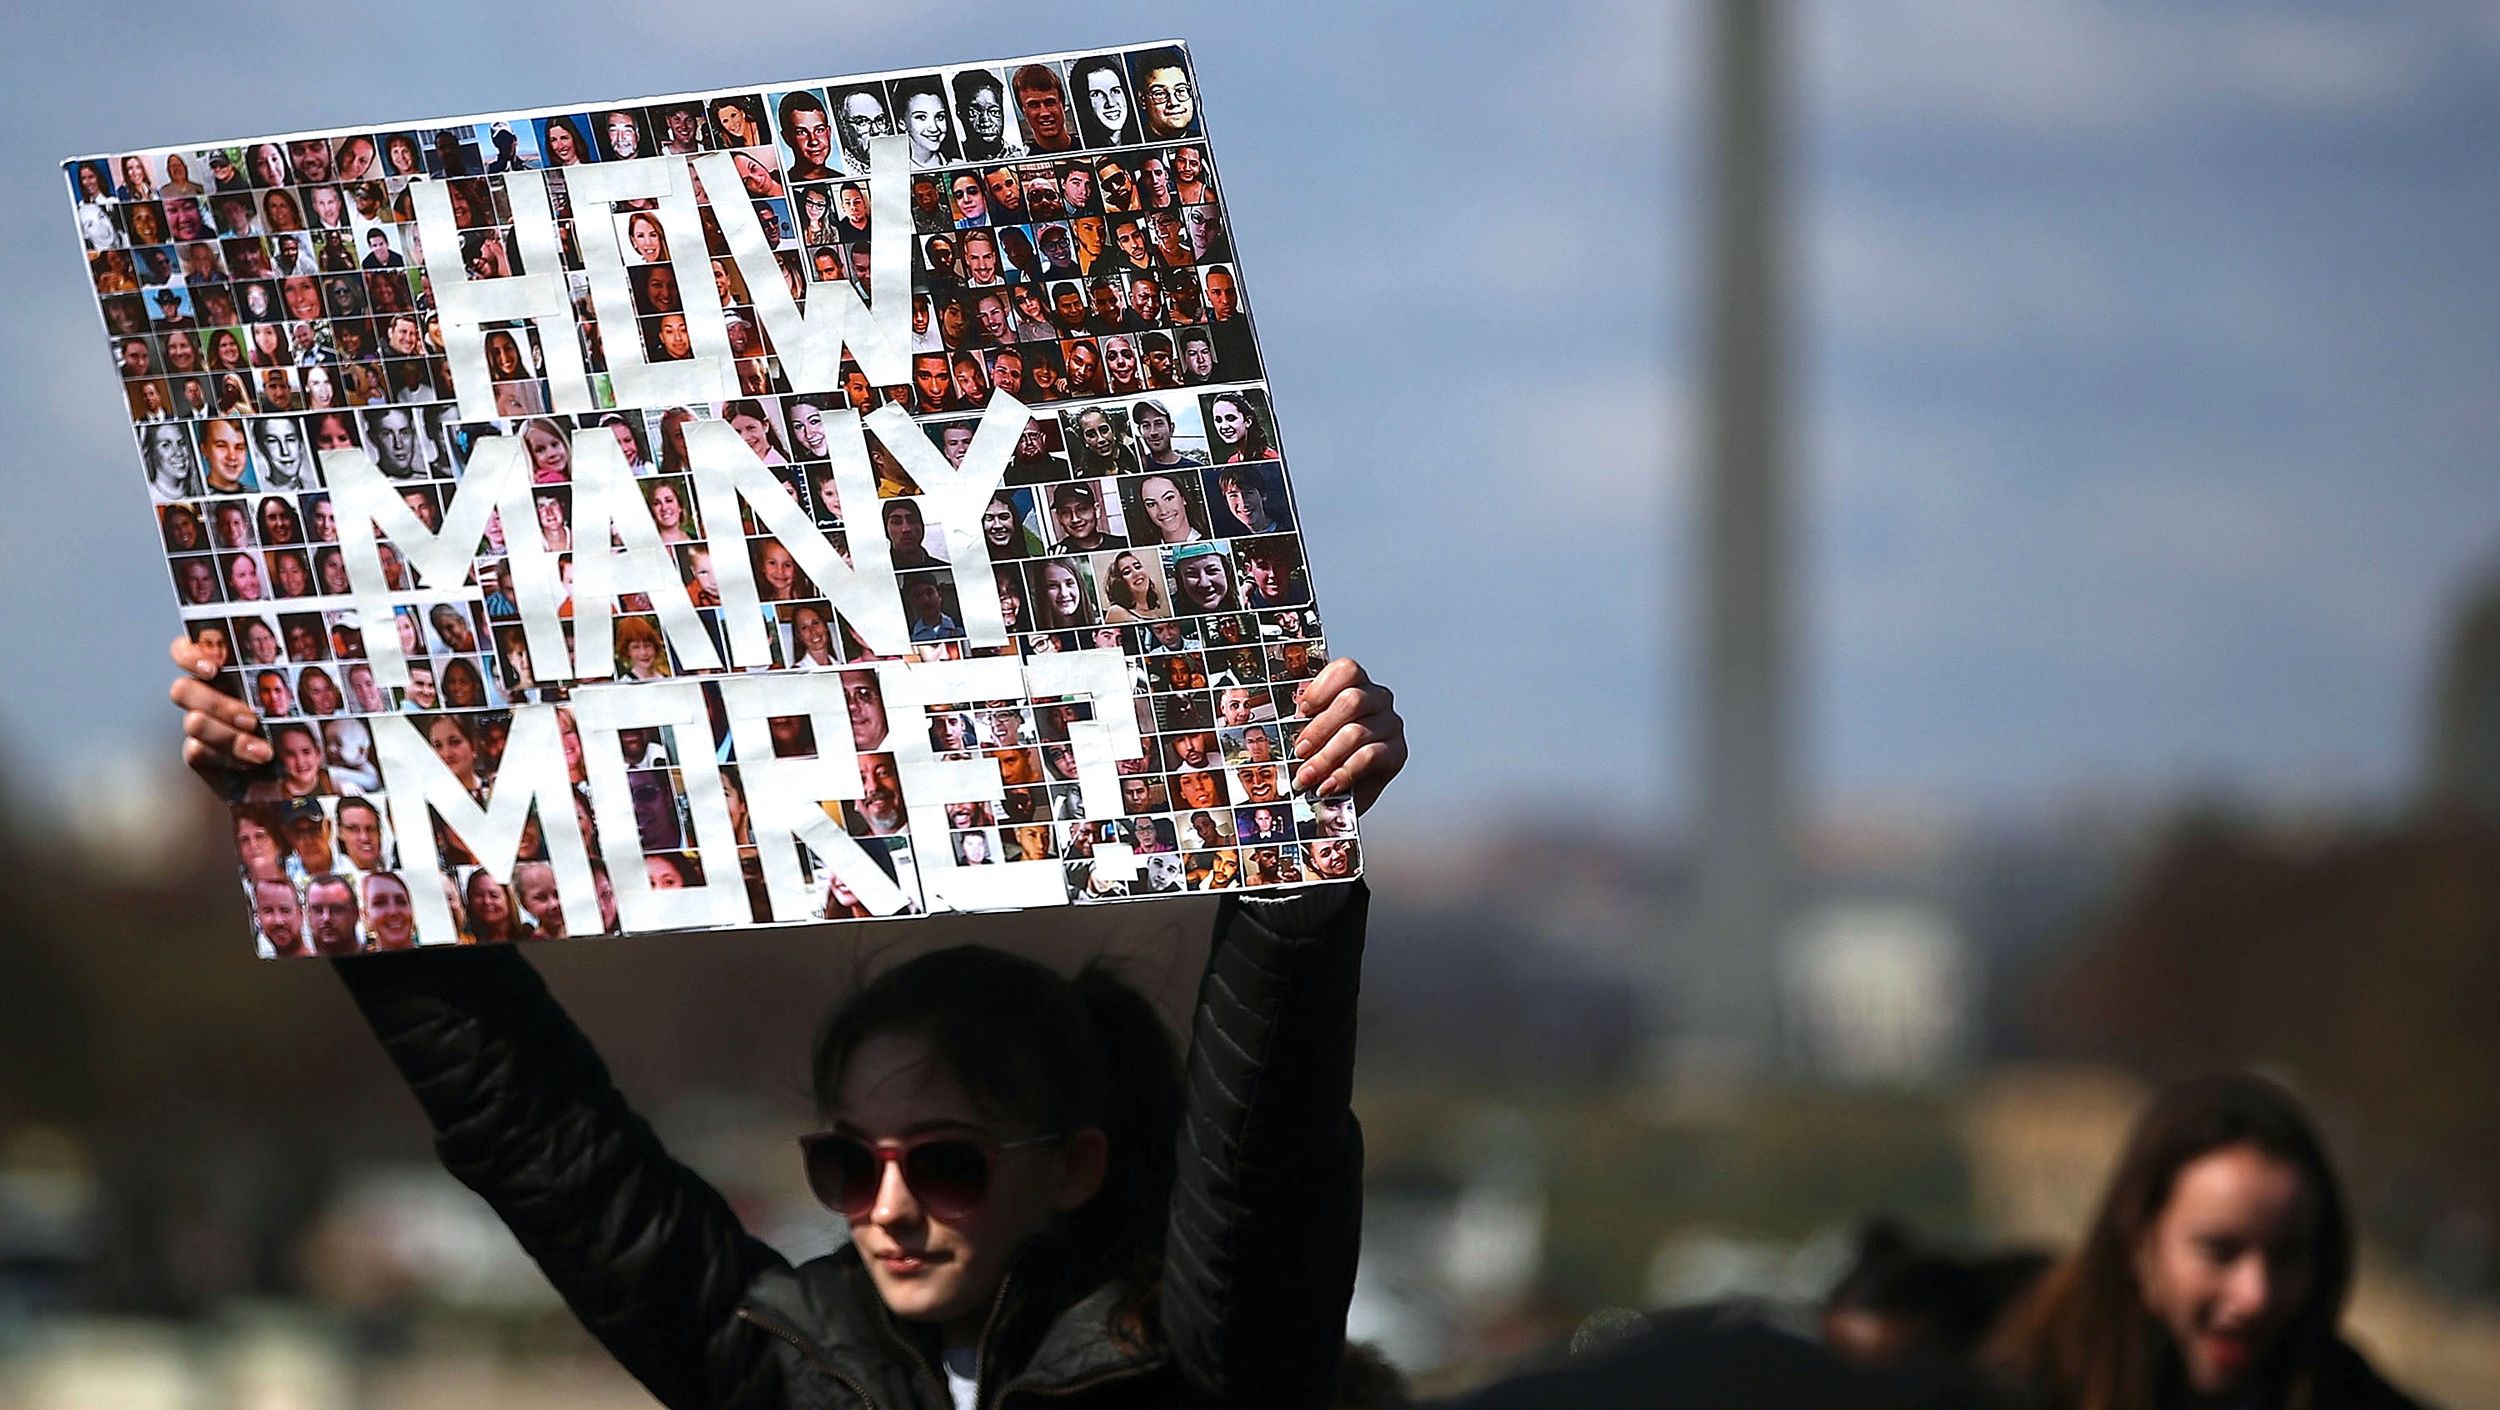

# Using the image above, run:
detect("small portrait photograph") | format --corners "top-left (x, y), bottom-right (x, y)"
top-left (1044, 478), bottom-right (1127, 554)
top-left (1127, 395), bottom-right (1207, 471)
top-left (1094, 546), bottom-right (1171, 622)
top-left (981, 487), bottom-right (1045, 561)
top-left (232, 613), bottom-right (284, 667)
top-left (1213, 680), bottom-right (1276, 731)
top-left (1126, 46), bottom-right (1202, 142)
top-left (1201, 388), bottom-right (1282, 464)
top-left (1063, 403), bottom-right (1139, 477)
top-left (1025, 554), bottom-right (1099, 632)
top-left (945, 168), bottom-right (992, 229)
top-left (160, 500), bottom-right (210, 554)
top-left (138, 419), bottom-right (204, 500)
top-left (418, 128), bottom-right (480, 179)
top-left (1003, 820), bottom-right (1057, 863)
top-left (196, 415), bottom-right (259, 494)
top-left (465, 120), bottom-right (532, 176)
top-left (1096, 156), bottom-right (1143, 218)
top-left (1068, 53), bottom-right (1143, 149)
top-left (264, 546), bottom-right (314, 599)
top-left (901, 569), bottom-right (965, 643)
top-left (1121, 468), bottom-right (1213, 548)
top-left (1186, 847), bottom-right (1242, 891)
top-left (827, 81), bottom-right (894, 173)
top-left (647, 98), bottom-right (707, 157)
top-left (705, 92), bottom-right (770, 153)
top-left (946, 65), bottom-right (1028, 163)
top-left (1164, 540), bottom-right (1240, 616)
top-left (295, 663), bottom-right (348, 718)
top-left (888, 73), bottom-right (961, 170)
top-left (1168, 767), bottom-right (1231, 815)
top-left (1207, 644), bottom-right (1269, 689)
top-left (782, 600), bottom-right (843, 668)
top-left (1235, 533), bottom-right (1311, 609)
top-left (205, 495), bottom-right (256, 550)
top-left (1032, 222), bottom-right (1081, 281)
top-left (277, 611), bottom-right (328, 664)
top-left (1205, 460), bottom-right (1292, 536)
top-left (249, 413), bottom-right (318, 492)
top-left (985, 345), bottom-right (1030, 402)
top-left (172, 552), bottom-right (225, 606)
top-left (1059, 336), bottom-right (1105, 397)
top-left (322, 133), bottom-right (378, 185)
top-left (535, 115), bottom-right (595, 169)
top-left (1117, 772), bottom-right (1169, 817)
top-left (1220, 716), bottom-right (1286, 772)
top-left (1140, 850), bottom-right (1185, 894)
top-left (771, 88), bottom-right (837, 182)
top-left (1267, 634), bottom-right (1326, 684)
top-left (618, 207), bottom-right (672, 266)
top-left (1148, 650), bottom-right (1207, 695)
top-left (1004, 61), bottom-right (1078, 156)
top-left (591, 106), bottom-right (650, 163)
top-left (951, 826), bottom-right (999, 867)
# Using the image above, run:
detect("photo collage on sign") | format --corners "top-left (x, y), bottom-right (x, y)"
top-left (71, 43), bottom-right (1358, 956)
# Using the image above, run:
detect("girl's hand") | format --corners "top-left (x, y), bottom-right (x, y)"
top-left (1289, 657), bottom-right (1406, 813)
top-left (167, 633), bottom-right (269, 784)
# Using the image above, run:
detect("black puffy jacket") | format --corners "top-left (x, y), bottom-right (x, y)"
top-left (334, 884), bottom-right (1370, 1410)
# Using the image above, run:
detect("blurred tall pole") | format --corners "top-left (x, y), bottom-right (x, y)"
top-left (1679, 0), bottom-right (1794, 1084)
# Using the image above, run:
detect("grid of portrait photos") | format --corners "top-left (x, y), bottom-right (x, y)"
top-left (67, 42), bottom-right (1360, 957)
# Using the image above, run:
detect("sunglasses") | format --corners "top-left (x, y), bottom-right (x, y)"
top-left (798, 1130), bottom-right (1062, 1221)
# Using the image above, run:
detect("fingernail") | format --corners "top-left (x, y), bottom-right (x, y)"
top-left (244, 740), bottom-right (270, 762)
top-left (193, 659), bottom-right (215, 676)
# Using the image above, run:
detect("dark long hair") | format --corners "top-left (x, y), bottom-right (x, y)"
top-left (1983, 1073), bottom-right (2354, 1410)
top-left (810, 947), bottom-right (1182, 1345)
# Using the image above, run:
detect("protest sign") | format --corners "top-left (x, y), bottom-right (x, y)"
top-left (66, 42), bottom-right (1355, 954)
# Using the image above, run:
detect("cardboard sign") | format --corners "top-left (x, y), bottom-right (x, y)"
top-left (66, 42), bottom-right (1356, 955)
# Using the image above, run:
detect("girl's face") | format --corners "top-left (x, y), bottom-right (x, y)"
top-left (631, 216), bottom-right (665, 262)
top-left (1043, 564), bottom-right (1081, 619)
top-left (796, 609), bottom-right (832, 656)
top-left (2134, 1145), bottom-right (2315, 1397)
top-left (1116, 553), bottom-right (1150, 597)
top-left (1179, 554), bottom-right (1227, 609)
top-left (827, 1029), bottom-right (1100, 1338)
top-left (281, 730), bottom-right (323, 784)
top-left (428, 719), bottom-right (476, 778)
top-left (1086, 69), bottom-right (1128, 130)
top-left (304, 672), bottom-right (343, 715)
top-left (983, 501), bottom-right (1015, 547)
top-left (525, 423), bottom-right (569, 477)
top-left (546, 124), bottom-right (579, 164)
top-left (471, 879), bottom-right (510, 927)
top-left (995, 573), bottom-right (1022, 628)
top-left (651, 483), bottom-right (683, 528)
top-left (1138, 477), bottom-right (1189, 540)
top-left (906, 95), bottom-right (949, 153)
top-left (732, 413), bottom-right (772, 458)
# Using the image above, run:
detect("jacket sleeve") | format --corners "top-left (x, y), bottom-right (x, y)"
top-left (334, 945), bottom-right (789, 1410)
top-left (1161, 880), bottom-right (1369, 1410)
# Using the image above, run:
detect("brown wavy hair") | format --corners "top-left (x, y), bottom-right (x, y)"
top-left (1983, 1072), bottom-right (2354, 1410)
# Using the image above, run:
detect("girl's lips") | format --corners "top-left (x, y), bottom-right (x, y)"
top-left (2199, 1328), bottom-right (2259, 1372)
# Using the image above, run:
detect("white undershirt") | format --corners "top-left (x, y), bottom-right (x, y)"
top-left (941, 1345), bottom-right (978, 1410)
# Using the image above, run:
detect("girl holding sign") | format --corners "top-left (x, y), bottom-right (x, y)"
top-left (167, 633), bottom-right (1404, 1410)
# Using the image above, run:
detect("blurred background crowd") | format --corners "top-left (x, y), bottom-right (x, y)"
top-left (4, 0), bottom-right (2497, 1405)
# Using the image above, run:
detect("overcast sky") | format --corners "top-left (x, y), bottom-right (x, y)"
top-left (5, 0), bottom-right (2496, 842)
